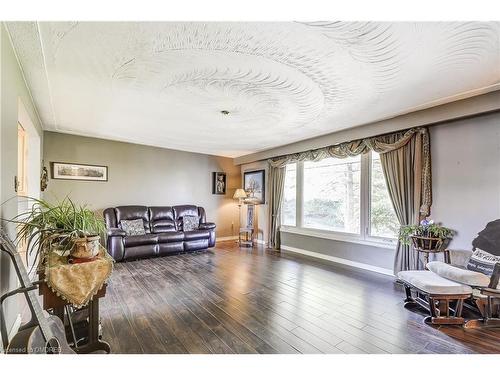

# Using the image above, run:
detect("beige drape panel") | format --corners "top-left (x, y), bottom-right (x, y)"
top-left (377, 131), bottom-right (430, 274)
top-left (267, 127), bottom-right (431, 265)
top-left (268, 166), bottom-right (286, 249)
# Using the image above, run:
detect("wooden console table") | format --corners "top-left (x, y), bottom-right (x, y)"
top-left (39, 280), bottom-right (110, 354)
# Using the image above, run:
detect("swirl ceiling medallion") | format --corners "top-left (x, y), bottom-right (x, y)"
top-left (5, 21), bottom-right (500, 157)
top-left (111, 49), bottom-right (325, 132)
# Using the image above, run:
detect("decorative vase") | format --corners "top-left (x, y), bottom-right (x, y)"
top-left (71, 235), bottom-right (100, 258)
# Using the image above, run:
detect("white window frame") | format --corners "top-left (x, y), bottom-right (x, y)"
top-left (281, 152), bottom-right (397, 250)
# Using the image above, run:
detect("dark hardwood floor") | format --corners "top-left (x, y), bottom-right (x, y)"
top-left (100, 241), bottom-right (500, 354)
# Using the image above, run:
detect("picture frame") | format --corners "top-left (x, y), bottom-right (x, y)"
top-left (212, 172), bottom-right (227, 195)
top-left (51, 162), bottom-right (108, 182)
top-left (243, 169), bottom-right (265, 204)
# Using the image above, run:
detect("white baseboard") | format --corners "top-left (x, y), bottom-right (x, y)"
top-left (217, 236), bottom-right (267, 246)
top-left (217, 236), bottom-right (239, 242)
top-left (280, 245), bottom-right (394, 276)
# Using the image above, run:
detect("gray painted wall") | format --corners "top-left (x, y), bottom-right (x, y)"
top-left (234, 91), bottom-right (500, 165)
top-left (255, 112), bottom-right (500, 272)
top-left (281, 232), bottom-right (395, 270)
top-left (43, 132), bottom-right (241, 238)
top-left (0, 24), bottom-right (44, 341)
top-left (431, 113), bottom-right (500, 250)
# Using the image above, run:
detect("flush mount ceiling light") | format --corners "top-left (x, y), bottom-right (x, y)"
top-left (220, 110), bottom-right (230, 115)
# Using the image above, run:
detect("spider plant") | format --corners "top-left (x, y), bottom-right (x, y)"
top-left (5, 196), bottom-right (105, 265)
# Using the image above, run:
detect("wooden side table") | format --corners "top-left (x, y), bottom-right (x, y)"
top-left (239, 228), bottom-right (254, 247)
top-left (39, 280), bottom-right (110, 354)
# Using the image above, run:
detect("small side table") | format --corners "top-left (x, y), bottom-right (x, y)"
top-left (239, 228), bottom-right (254, 247)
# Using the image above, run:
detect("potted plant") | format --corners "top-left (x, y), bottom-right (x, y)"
top-left (399, 218), bottom-right (454, 251)
top-left (8, 197), bottom-right (106, 263)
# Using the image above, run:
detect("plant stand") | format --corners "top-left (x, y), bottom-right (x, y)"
top-left (411, 235), bottom-right (449, 269)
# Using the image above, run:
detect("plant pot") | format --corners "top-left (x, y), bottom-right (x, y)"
top-left (410, 235), bottom-right (444, 252)
top-left (71, 235), bottom-right (101, 259)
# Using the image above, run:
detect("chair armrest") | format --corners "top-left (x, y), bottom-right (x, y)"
top-left (480, 288), bottom-right (500, 296)
top-left (445, 249), bottom-right (472, 268)
top-left (107, 228), bottom-right (126, 237)
top-left (487, 262), bottom-right (500, 289)
top-left (199, 222), bottom-right (216, 230)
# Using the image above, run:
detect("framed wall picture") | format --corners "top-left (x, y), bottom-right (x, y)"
top-left (212, 172), bottom-right (227, 195)
top-left (243, 169), bottom-right (265, 204)
top-left (51, 162), bottom-right (108, 181)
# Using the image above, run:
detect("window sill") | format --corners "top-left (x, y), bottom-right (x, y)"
top-left (280, 226), bottom-right (397, 250)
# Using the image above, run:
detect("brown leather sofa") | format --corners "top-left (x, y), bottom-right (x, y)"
top-left (103, 205), bottom-right (216, 261)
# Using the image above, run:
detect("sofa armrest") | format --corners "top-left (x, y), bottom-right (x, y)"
top-left (199, 222), bottom-right (216, 230)
top-left (107, 228), bottom-right (127, 237)
top-left (199, 222), bottom-right (216, 247)
top-left (445, 249), bottom-right (472, 268)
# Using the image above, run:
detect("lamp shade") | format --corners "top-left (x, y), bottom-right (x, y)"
top-left (233, 188), bottom-right (247, 199)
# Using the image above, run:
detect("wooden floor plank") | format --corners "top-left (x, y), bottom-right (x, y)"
top-left (99, 242), bottom-right (500, 354)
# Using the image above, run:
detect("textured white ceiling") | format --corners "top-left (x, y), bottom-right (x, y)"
top-left (6, 22), bottom-right (500, 157)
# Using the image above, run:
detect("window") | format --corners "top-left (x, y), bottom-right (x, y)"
top-left (281, 151), bottom-right (398, 247)
top-left (282, 163), bottom-right (297, 226)
top-left (303, 156), bottom-right (361, 233)
top-left (369, 153), bottom-right (399, 238)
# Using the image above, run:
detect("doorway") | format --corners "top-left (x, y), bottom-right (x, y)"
top-left (17, 99), bottom-right (41, 270)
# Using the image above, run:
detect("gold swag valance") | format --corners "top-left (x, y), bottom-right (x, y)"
top-left (268, 127), bottom-right (431, 216)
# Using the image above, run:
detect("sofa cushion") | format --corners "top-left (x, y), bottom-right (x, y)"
top-left (397, 270), bottom-right (473, 295)
top-left (120, 219), bottom-right (146, 236)
top-left (427, 261), bottom-right (490, 287)
top-left (149, 207), bottom-right (176, 233)
top-left (149, 206), bottom-right (174, 221)
top-left (184, 238), bottom-right (209, 251)
top-left (123, 234), bottom-right (158, 247)
top-left (183, 215), bottom-right (200, 232)
top-left (151, 220), bottom-right (176, 233)
top-left (173, 205), bottom-right (198, 218)
top-left (173, 205), bottom-right (199, 230)
top-left (184, 230), bottom-right (210, 241)
top-left (115, 205), bottom-right (150, 233)
top-left (124, 244), bottom-right (157, 260)
top-left (466, 249), bottom-right (500, 276)
top-left (157, 232), bottom-right (185, 243)
top-left (158, 242), bottom-right (184, 255)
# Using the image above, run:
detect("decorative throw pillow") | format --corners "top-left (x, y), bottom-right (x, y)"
top-left (466, 249), bottom-right (500, 276)
top-left (182, 215), bottom-right (199, 232)
top-left (120, 219), bottom-right (146, 236)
